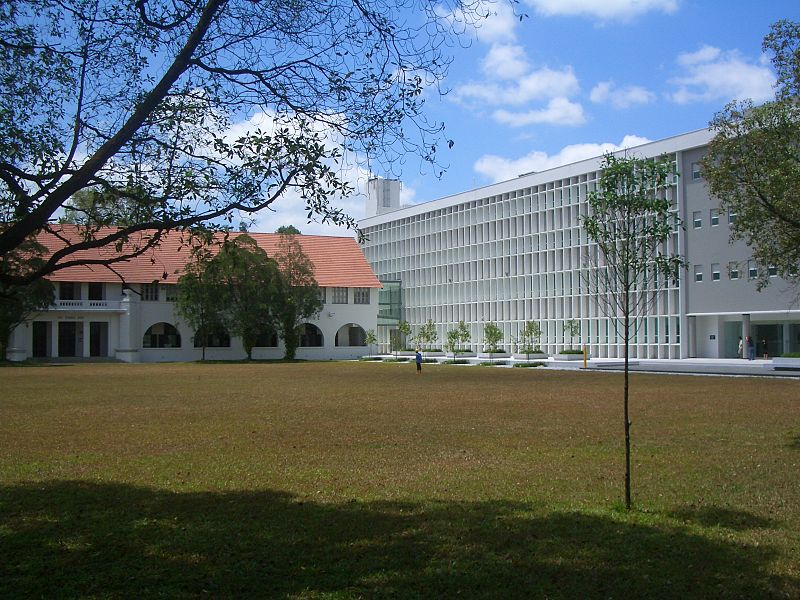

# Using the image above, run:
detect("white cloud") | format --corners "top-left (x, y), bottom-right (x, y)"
top-left (474, 134), bottom-right (652, 182)
top-left (438, 0), bottom-right (519, 45)
top-left (525, 0), bottom-right (678, 20)
top-left (590, 81), bottom-right (655, 108)
top-left (481, 44), bottom-right (530, 80)
top-left (492, 97), bottom-right (586, 127)
top-left (670, 46), bottom-right (776, 104)
top-left (455, 65), bottom-right (580, 105)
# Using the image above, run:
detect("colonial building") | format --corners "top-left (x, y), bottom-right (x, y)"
top-left (359, 129), bottom-right (800, 359)
top-left (6, 229), bottom-right (380, 362)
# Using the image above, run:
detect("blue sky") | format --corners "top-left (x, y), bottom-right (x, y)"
top-left (253, 0), bottom-right (798, 236)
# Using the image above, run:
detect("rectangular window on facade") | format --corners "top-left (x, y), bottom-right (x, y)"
top-left (165, 285), bottom-right (179, 302)
top-left (353, 287), bottom-right (370, 304)
top-left (694, 265), bottom-right (703, 282)
top-left (332, 287), bottom-right (348, 304)
top-left (728, 261), bottom-right (739, 280)
top-left (748, 261), bottom-right (758, 279)
top-left (711, 263), bottom-right (721, 281)
top-left (692, 211), bottom-right (702, 228)
top-left (768, 265), bottom-right (778, 277)
top-left (710, 208), bottom-right (720, 226)
top-left (141, 283), bottom-right (159, 301)
top-left (318, 288), bottom-right (326, 304)
top-left (60, 282), bottom-right (78, 300)
top-left (728, 210), bottom-right (737, 225)
top-left (691, 162), bottom-right (701, 180)
top-left (88, 282), bottom-right (104, 300)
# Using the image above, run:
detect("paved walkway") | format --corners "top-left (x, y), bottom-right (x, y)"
top-left (569, 357), bottom-right (800, 378)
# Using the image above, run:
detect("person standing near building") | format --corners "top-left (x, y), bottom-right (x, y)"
top-left (738, 336), bottom-right (743, 359)
top-left (746, 336), bottom-right (755, 360)
top-left (415, 348), bottom-right (422, 374)
top-left (761, 338), bottom-right (769, 359)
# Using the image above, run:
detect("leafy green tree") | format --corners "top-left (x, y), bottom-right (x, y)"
top-left (415, 319), bottom-right (438, 355)
top-left (516, 321), bottom-right (542, 360)
top-left (444, 320), bottom-right (471, 360)
top-left (177, 236), bottom-right (282, 360)
top-left (276, 225), bottom-right (302, 235)
top-left (702, 21), bottom-right (800, 290)
top-left (60, 185), bottom-right (158, 227)
top-left (175, 248), bottom-right (225, 361)
top-left (563, 319), bottom-right (581, 351)
top-left (582, 153), bottom-right (684, 510)
top-left (0, 240), bottom-right (54, 360)
top-left (483, 321), bottom-right (503, 363)
top-left (273, 233), bottom-right (323, 360)
top-left (364, 329), bottom-right (377, 356)
top-left (397, 321), bottom-right (412, 351)
top-left (0, 0), bottom-right (490, 286)
top-left (389, 329), bottom-right (404, 359)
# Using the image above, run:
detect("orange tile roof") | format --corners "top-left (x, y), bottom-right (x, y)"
top-left (38, 226), bottom-right (381, 288)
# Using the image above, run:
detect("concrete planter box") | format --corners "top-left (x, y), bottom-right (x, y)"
top-left (554, 352), bottom-right (586, 361)
top-left (449, 351), bottom-right (476, 358)
top-left (513, 353), bottom-right (548, 360)
top-left (772, 357), bottom-right (800, 370)
top-left (478, 351), bottom-right (510, 359)
top-left (421, 351), bottom-right (445, 357)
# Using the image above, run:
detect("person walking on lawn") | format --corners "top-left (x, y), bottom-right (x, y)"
top-left (415, 348), bottom-right (422, 374)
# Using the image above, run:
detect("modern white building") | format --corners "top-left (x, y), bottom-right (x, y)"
top-left (359, 129), bottom-right (800, 359)
top-left (6, 229), bottom-right (381, 362)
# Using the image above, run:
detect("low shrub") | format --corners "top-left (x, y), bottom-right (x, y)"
top-left (382, 357), bottom-right (409, 363)
top-left (482, 348), bottom-right (505, 354)
top-left (421, 358), bottom-right (438, 363)
top-left (782, 352), bottom-right (800, 358)
top-left (513, 362), bottom-right (547, 368)
top-left (442, 359), bottom-right (470, 365)
top-left (518, 347), bottom-right (544, 354)
top-left (559, 349), bottom-right (584, 355)
top-left (358, 356), bottom-right (383, 361)
top-left (479, 361), bottom-right (508, 366)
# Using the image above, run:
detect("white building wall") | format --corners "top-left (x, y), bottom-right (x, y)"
top-left (360, 129), bottom-right (800, 359)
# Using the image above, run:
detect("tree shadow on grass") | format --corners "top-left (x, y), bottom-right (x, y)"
top-left (787, 433), bottom-right (800, 450)
top-left (1, 481), bottom-right (796, 599)
top-left (668, 506), bottom-right (778, 531)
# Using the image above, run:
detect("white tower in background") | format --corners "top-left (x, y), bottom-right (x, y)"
top-left (365, 177), bottom-right (401, 217)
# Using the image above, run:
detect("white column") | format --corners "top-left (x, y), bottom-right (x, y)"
top-left (783, 322), bottom-right (791, 355)
top-left (687, 316), bottom-right (696, 358)
top-left (51, 320), bottom-right (59, 358)
top-left (82, 320), bottom-right (91, 358)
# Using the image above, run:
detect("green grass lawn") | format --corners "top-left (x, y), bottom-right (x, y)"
top-left (1, 362), bottom-right (798, 599)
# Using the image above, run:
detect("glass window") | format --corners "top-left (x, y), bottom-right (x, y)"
top-left (353, 287), bottom-right (370, 304)
top-left (318, 288), bottom-right (326, 304)
top-left (694, 265), bottom-right (703, 282)
top-left (691, 162), bottom-right (701, 180)
top-left (748, 261), bottom-right (758, 279)
top-left (141, 283), bottom-right (159, 301)
top-left (193, 325), bottom-right (230, 348)
top-left (710, 209), bottom-right (720, 226)
top-left (692, 211), bottom-right (702, 228)
top-left (332, 287), bottom-right (348, 304)
top-left (728, 210), bottom-right (737, 225)
top-left (728, 262), bottom-right (739, 280)
top-left (165, 285), bottom-right (179, 302)
top-left (768, 265), bottom-right (778, 277)
top-left (711, 263), bottom-right (720, 281)
top-left (143, 322), bottom-right (181, 348)
top-left (60, 282), bottom-right (78, 300)
top-left (88, 282), bottom-right (104, 300)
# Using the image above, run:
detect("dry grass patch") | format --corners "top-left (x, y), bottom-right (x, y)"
top-left (1, 362), bottom-right (798, 598)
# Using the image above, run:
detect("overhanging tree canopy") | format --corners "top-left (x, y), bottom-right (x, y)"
top-left (0, 0), bottom-right (491, 286)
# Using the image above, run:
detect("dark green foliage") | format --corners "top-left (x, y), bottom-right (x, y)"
top-left (0, 239), bottom-right (54, 359)
top-left (275, 225), bottom-right (302, 235)
top-left (0, 0), bottom-right (482, 285)
top-left (273, 234), bottom-right (323, 360)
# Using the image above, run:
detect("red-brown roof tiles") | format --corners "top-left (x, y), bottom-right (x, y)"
top-left (37, 226), bottom-right (381, 288)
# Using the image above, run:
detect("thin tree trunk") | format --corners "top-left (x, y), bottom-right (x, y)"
top-left (623, 291), bottom-right (632, 510)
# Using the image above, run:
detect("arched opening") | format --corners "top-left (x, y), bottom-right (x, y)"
top-left (299, 323), bottom-right (324, 347)
top-left (335, 323), bottom-right (366, 347)
top-left (193, 324), bottom-right (231, 348)
top-left (143, 322), bottom-right (181, 348)
top-left (254, 330), bottom-right (278, 347)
